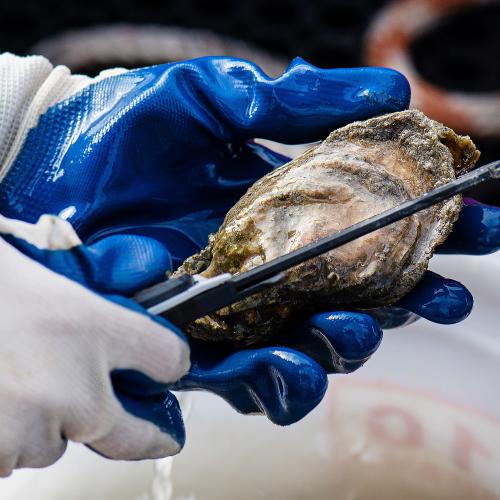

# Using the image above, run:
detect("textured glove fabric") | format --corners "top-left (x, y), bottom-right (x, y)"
top-left (0, 53), bottom-right (126, 181)
top-left (0, 221), bottom-right (190, 475)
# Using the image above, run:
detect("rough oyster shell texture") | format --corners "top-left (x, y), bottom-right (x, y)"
top-left (178, 110), bottom-right (479, 345)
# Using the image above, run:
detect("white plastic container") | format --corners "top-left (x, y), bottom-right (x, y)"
top-left (0, 254), bottom-right (498, 500)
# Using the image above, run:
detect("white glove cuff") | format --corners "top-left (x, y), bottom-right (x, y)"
top-left (0, 52), bottom-right (126, 182)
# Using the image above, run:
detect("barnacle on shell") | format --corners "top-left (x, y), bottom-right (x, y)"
top-left (177, 110), bottom-right (479, 345)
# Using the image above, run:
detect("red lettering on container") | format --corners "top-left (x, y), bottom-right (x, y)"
top-left (453, 423), bottom-right (490, 471)
top-left (368, 405), bottom-right (423, 447)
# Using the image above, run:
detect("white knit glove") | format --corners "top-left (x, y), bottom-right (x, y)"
top-left (0, 230), bottom-right (190, 476)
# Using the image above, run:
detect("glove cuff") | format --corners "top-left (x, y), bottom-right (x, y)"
top-left (0, 53), bottom-right (126, 182)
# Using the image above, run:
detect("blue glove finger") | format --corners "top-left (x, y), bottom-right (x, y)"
top-left (2, 231), bottom-right (172, 294)
top-left (172, 345), bottom-right (327, 426)
top-left (92, 289), bottom-right (342, 429)
top-left (276, 311), bottom-right (383, 374)
top-left (191, 57), bottom-right (411, 144)
top-left (389, 270), bottom-right (473, 326)
top-left (437, 198), bottom-right (500, 255)
top-left (170, 311), bottom-right (380, 425)
top-left (89, 390), bottom-right (185, 457)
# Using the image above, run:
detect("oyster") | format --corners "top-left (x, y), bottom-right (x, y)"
top-left (178, 110), bottom-right (479, 345)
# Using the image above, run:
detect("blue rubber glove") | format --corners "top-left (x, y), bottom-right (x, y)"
top-left (0, 54), bottom-right (407, 427)
top-left (1, 54), bottom-right (497, 427)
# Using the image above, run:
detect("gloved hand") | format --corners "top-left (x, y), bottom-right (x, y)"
top-left (0, 230), bottom-right (189, 476)
top-left (0, 53), bottom-right (407, 430)
top-left (0, 52), bottom-right (497, 433)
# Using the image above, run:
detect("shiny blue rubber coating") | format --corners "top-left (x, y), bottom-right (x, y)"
top-left (170, 311), bottom-right (381, 425)
top-left (89, 388), bottom-right (185, 458)
top-left (279, 312), bottom-right (383, 373)
top-left (397, 271), bottom-right (474, 325)
top-left (437, 198), bottom-right (500, 255)
top-left (173, 347), bottom-right (328, 426)
top-left (374, 271), bottom-right (475, 330)
top-left (114, 390), bottom-right (185, 449)
top-left (0, 57), bottom-right (410, 294)
top-left (1, 55), bottom-right (494, 429)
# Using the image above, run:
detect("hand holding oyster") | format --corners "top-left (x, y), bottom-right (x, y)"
top-left (176, 110), bottom-right (479, 345)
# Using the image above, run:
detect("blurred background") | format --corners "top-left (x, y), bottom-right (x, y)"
top-left (0, 1), bottom-right (499, 499)
top-left (0, 0), bottom-right (498, 203)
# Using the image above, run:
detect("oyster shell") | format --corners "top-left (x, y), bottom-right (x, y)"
top-left (178, 110), bottom-right (479, 345)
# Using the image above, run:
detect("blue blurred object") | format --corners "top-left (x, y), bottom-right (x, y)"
top-left (1, 56), bottom-right (498, 429)
top-left (438, 198), bottom-right (500, 255)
